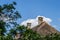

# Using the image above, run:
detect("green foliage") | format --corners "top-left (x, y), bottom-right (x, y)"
top-left (9, 29), bottom-right (17, 36)
top-left (21, 29), bottom-right (41, 40)
top-left (5, 34), bottom-right (13, 40)
top-left (0, 2), bottom-right (21, 28)
top-left (43, 33), bottom-right (60, 40)
top-left (15, 25), bottom-right (60, 40)
top-left (0, 1), bottom-right (21, 40)
top-left (0, 1), bottom-right (21, 34)
top-left (0, 20), bottom-right (6, 35)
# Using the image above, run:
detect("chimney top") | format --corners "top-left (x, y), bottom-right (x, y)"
top-left (27, 23), bottom-right (31, 29)
top-left (38, 17), bottom-right (43, 24)
top-left (38, 17), bottom-right (43, 21)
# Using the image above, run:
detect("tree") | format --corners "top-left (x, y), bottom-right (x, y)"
top-left (0, 20), bottom-right (6, 35)
top-left (15, 25), bottom-right (41, 40)
top-left (0, 2), bottom-right (21, 40)
top-left (0, 1), bottom-right (21, 35)
top-left (21, 29), bottom-right (41, 40)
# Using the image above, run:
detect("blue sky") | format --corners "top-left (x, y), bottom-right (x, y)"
top-left (0, 0), bottom-right (60, 31)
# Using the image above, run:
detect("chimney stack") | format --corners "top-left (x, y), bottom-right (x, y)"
top-left (27, 23), bottom-right (31, 29)
top-left (38, 17), bottom-right (43, 25)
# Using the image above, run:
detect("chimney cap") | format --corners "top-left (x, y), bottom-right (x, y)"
top-left (27, 22), bottom-right (31, 24)
top-left (38, 17), bottom-right (43, 21)
top-left (27, 23), bottom-right (31, 26)
top-left (38, 17), bottom-right (43, 19)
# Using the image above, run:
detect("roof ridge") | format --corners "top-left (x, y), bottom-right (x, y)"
top-left (37, 22), bottom-right (46, 32)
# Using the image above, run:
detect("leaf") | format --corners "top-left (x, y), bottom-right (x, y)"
top-left (13, 2), bottom-right (17, 5)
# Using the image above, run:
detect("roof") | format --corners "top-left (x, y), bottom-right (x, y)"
top-left (32, 21), bottom-right (59, 36)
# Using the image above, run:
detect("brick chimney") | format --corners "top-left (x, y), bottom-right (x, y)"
top-left (27, 23), bottom-right (31, 29)
top-left (38, 17), bottom-right (43, 25)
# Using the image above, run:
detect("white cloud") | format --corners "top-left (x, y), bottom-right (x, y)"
top-left (37, 16), bottom-right (52, 24)
top-left (20, 16), bottom-right (52, 28)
